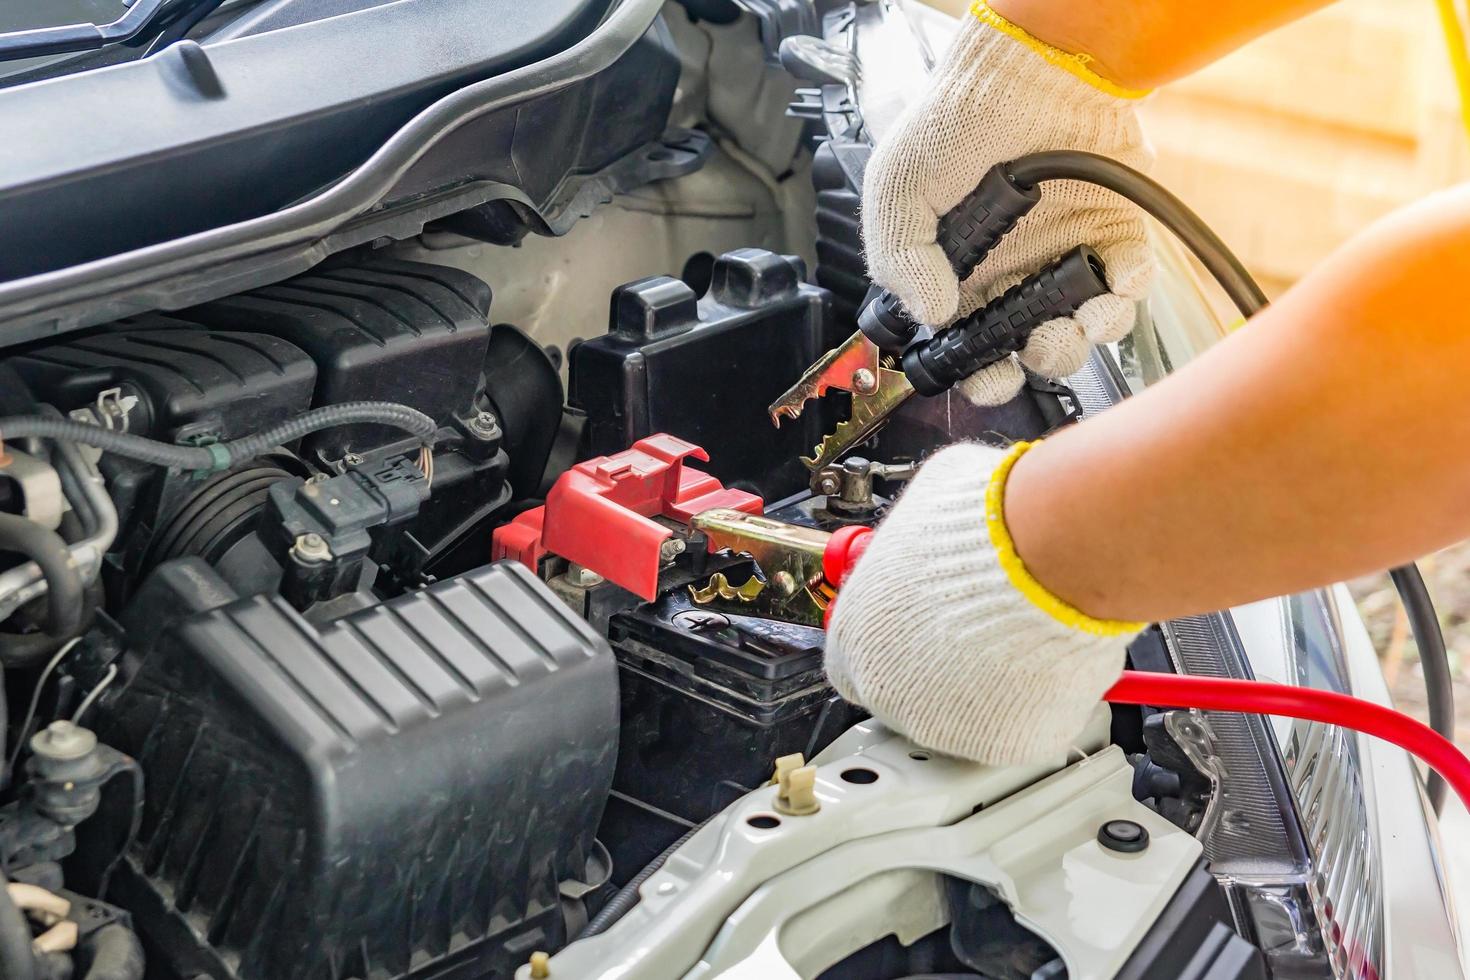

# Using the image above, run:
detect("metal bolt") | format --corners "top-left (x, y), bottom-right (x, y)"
top-left (566, 565), bottom-right (604, 588)
top-left (659, 537), bottom-right (687, 561)
top-left (471, 411), bottom-right (499, 436)
top-left (672, 609), bottom-right (730, 632)
top-left (770, 570), bottom-right (798, 597)
top-left (343, 453), bottom-right (364, 467)
top-left (826, 455), bottom-right (881, 513)
top-left (30, 721), bottom-right (97, 762)
top-left (851, 368), bottom-right (877, 394)
top-left (292, 532), bottom-right (332, 564)
top-left (815, 470), bottom-right (842, 496)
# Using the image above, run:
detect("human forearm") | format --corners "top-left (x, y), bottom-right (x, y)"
top-left (1006, 186), bottom-right (1470, 622)
top-left (988, 0), bottom-right (1335, 89)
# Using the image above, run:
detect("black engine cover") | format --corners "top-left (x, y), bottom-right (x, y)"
top-left (96, 560), bottom-right (618, 980)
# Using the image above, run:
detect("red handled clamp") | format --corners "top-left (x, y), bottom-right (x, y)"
top-left (821, 524), bottom-right (872, 627)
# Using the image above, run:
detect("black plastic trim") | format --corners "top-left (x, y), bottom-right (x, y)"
top-left (1115, 859), bottom-right (1267, 979)
top-left (0, 0), bottom-right (667, 342)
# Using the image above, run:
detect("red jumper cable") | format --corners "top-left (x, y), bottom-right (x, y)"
top-left (821, 525), bottom-right (1470, 811)
top-left (1104, 671), bottom-right (1470, 813)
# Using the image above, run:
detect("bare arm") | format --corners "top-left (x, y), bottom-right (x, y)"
top-left (990, 0), bottom-right (1336, 89)
top-left (1006, 186), bottom-right (1470, 622)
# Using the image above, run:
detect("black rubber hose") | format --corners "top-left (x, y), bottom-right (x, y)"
top-left (0, 401), bottom-right (436, 473)
top-left (0, 468), bottom-right (99, 667)
top-left (1005, 151), bottom-right (1269, 318)
top-left (1007, 149), bottom-right (1457, 814)
top-left (80, 924), bottom-right (145, 980)
top-left (48, 431), bottom-right (99, 540)
top-left (577, 820), bottom-right (708, 939)
top-left (0, 512), bottom-right (83, 636)
top-left (0, 414), bottom-right (97, 666)
top-left (0, 629), bottom-right (74, 671)
top-left (1391, 566), bottom-right (1452, 812)
top-left (0, 871), bottom-right (37, 980)
top-left (51, 450), bottom-right (96, 540)
top-left (0, 577), bottom-right (100, 671)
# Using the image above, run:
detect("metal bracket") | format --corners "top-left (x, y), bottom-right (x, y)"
top-left (522, 712), bottom-right (1202, 979)
top-left (67, 386), bottom-right (139, 466)
top-left (0, 449), bottom-right (63, 530)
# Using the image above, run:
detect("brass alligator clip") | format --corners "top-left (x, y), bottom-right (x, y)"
top-left (768, 331), bottom-right (913, 475)
top-left (689, 572), bottom-right (766, 605)
top-left (691, 509), bottom-right (837, 627)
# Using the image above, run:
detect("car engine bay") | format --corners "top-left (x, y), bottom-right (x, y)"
top-left (0, 2), bottom-right (1415, 979)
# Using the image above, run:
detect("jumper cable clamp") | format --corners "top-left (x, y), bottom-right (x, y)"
top-left (771, 160), bottom-right (1109, 484)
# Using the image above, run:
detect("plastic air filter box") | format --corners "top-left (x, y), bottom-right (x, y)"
top-left (6, 324), bottom-right (318, 575)
top-left (96, 560), bottom-right (618, 980)
top-left (7, 322), bottom-right (316, 441)
top-left (184, 259), bottom-right (494, 461)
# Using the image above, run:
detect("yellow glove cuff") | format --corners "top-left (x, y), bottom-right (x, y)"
top-left (969, 2), bottom-right (1152, 101)
top-left (985, 440), bottom-right (1148, 637)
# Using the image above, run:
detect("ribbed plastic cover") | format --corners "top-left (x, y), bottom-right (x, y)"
top-left (185, 260), bottom-right (493, 460)
top-left (100, 560), bottom-right (618, 980)
top-left (8, 325), bottom-right (316, 440)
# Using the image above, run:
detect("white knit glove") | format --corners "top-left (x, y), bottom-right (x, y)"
top-left (825, 442), bottom-right (1141, 765)
top-left (861, 5), bottom-right (1155, 406)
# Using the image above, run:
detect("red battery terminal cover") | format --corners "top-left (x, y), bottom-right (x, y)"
top-left (491, 434), bottom-right (762, 599)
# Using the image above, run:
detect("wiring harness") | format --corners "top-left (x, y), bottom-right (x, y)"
top-left (0, 401), bottom-right (437, 474)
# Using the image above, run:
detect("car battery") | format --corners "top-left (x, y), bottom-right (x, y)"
top-left (598, 556), bottom-right (862, 880)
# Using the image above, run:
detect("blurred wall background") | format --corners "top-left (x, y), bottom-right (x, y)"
top-left (920, 0), bottom-right (1469, 291)
top-left (1141, 0), bottom-right (1470, 295)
